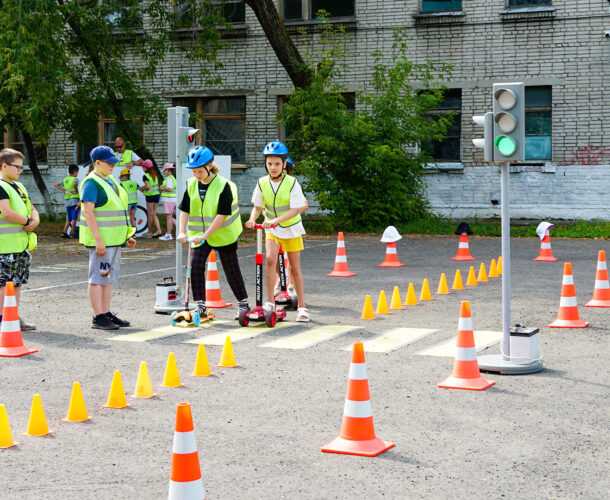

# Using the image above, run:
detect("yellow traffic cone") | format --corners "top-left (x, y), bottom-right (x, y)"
top-left (0, 404), bottom-right (17, 448)
top-left (134, 361), bottom-right (156, 398)
top-left (404, 283), bottom-right (418, 306)
top-left (24, 394), bottom-right (53, 436)
top-left (103, 370), bottom-right (130, 409)
top-left (466, 266), bottom-right (478, 286)
top-left (360, 295), bottom-right (375, 319)
top-left (489, 258), bottom-right (499, 278)
top-left (64, 382), bottom-right (91, 422)
top-left (192, 344), bottom-right (213, 377)
top-left (161, 353), bottom-right (183, 387)
top-left (389, 286), bottom-right (403, 310)
top-left (437, 273), bottom-right (450, 294)
top-left (452, 269), bottom-right (464, 290)
top-left (477, 263), bottom-right (488, 282)
top-left (217, 336), bottom-right (238, 367)
top-left (376, 290), bottom-right (390, 314)
top-left (419, 279), bottom-right (432, 301)
top-left (498, 256), bottom-right (503, 275)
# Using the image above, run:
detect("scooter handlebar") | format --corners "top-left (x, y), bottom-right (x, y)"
top-left (253, 223), bottom-right (276, 229)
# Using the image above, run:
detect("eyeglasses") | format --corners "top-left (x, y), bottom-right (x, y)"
top-left (6, 163), bottom-right (23, 171)
top-left (115, 144), bottom-right (125, 149)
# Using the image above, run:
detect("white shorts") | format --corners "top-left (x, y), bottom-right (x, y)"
top-left (88, 246), bottom-right (121, 285)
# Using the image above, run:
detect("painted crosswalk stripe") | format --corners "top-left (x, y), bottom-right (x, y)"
top-left (261, 325), bottom-right (360, 350)
top-left (108, 320), bottom-right (228, 342)
top-left (185, 321), bottom-right (297, 345)
top-left (340, 327), bottom-right (440, 353)
top-left (415, 330), bottom-right (503, 357)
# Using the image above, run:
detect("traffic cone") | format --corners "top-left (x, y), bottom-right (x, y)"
top-left (24, 394), bottom-right (53, 436)
top-left (451, 234), bottom-right (476, 261)
top-left (586, 250), bottom-right (610, 307)
top-left (204, 251), bottom-right (232, 308)
top-left (466, 266), bottom-right (478, 286)
top-left (192, 344), bottom-right (213, 377)
top-left (326, 232), bottom-right (357, 277)
top-left (168, 402), bottom-right (206, 500)
top-left (360, 295), bottom-right (375, 319)
top-left (375, 290), bottom-right (390, 315)
top-left (162, 353), bottom-right (183, 387)
top-left (389, 286), bottom-right (403, 310)
top-left (321, 342), bottom-right (395, 456)
top-left (0, 281), bottom-right (37, 357)
top-left (549, 262), bottom-right (589, 328)
top-left (497, 256), bottom-right (503, 275)
top-left (217, 336), bottom-right (238, 367)
top-left (452, 269), bottom-right (464, 290)
top-left (63, 382), bottom-right (91, 422)
top-left (437, 273), bottom-right (449, 295)
top-left (419, 279), bottom-right (432, 301)
top-left (377, 242), bottom-right (405, 268)
top-left (103, 370), bottom-right (130, 409)
top-left (0, 405), bottom-right (17, 448)
top-left (134, 361), bottom-right (156, 398)
top-left (534, 229), bottom-right (558, 262)
top-left (477, 263), bottom-right (488, 283)
top-left (489, 259), bottom-right (499, 278)
top-left (404, 283), bottom-right (418, 306)
top-left (438, 301), bottom-right (495, 391)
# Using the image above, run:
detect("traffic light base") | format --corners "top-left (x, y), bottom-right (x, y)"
top-left (154, 299), bottom-right (185, 315)
top-left (478, 354), bottom-right (543, 375)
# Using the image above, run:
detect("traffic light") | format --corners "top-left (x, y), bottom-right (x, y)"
top-left (492, 82), bottom-right (525, 162)
top-left (177, 126), bottom-right (200, 164)
top-left (472, 112), bottom-right (494, 163)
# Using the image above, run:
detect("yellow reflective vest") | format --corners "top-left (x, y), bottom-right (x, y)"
top-left (0, 180), bottom-right (31, 254)
top-left (161, 175), bottom-right (176, 198)
top-left (121, 180), bottom-right (139, 205)
top-left (62, 176), bottom-right (79, 200)
top-left (116, 149), bottom-right (134, 167)
top-left (142, 172), bottom-right (159, 196)
top-left (258, 175), bottom-right (301, 228)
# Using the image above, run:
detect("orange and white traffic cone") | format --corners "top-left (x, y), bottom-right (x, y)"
top-left (321, 341), bottom-right (395, 457)
top-left (377, 242), bottom-right (405, 268)
top-left (586, 250), bottom-right (610, 307)
top-left (534, 230), bottom-right (558, 262)
top-left (549, 262), bottom-right (589, 328)
top-left (0, 281), bottom-right (37, 357)
top-left (438, 301), bottom-right (495, 391)
top-left (168, 402), bottom-right (206, 500)
top-left (450, 234), bottom-right (476, 261)
top-left (326, 232), bottom-right (356, 277)
top-left (205, 251), bottom-right (232, 308)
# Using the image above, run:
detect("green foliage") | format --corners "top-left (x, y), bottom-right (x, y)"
top-left (281, 27), bottom-right (453, 231)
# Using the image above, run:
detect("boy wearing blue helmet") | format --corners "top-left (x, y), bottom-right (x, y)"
top-left (246, 141), bottom-right (309, 322)
top-left (177, 146), bottom-right (249, 320)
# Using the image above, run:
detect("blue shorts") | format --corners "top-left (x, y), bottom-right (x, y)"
top-left (145, 195), bottom-right (160, 203)
top-left (128, 203), bottom-right (137, 211)
top-left (66, 205), bottom-right (80, 222)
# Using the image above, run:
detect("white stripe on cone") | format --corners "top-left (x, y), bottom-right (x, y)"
top-left (348, 363), bottom-right (367, 380)
top-left (337, 241), bottom-right (345, 248)
top-left (335, 255), bottom-right (347, 263)
top-left (598, 261), bottom-right (608, 271)
top-left (172, 430), bottom-right (198, 454)
top-left (455, 346), bottom-right (477, 361)
top-left (595, 280), bottom-right (610, 289)
top-left (3, 295), bottom-right (16, 307)
top-left (541, 243), bottom-right (551, 249)
top-left (559, 296), bottom-right (578, 307)
top-left (562, 275), bottom-right (574, 285)
top-left (343, 399), bottom-right (373, 418)
top-left (458, 242), bottom-right (469, 248)
top-left (457, 317), bottom-right (473, 331)
top-left (205, 280), bottom-right (220, 288)
top-left (0, 320), bottom-right (20, 332)
top-left (386, 247), bottom-right (397, 255)
top-left (168, 479), bottom-right (205, 500)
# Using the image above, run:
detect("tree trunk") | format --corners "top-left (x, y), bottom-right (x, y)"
top-left (22, 131), bottom-right (57, 219)
top-left (244, 0), bottom-right (313, 89)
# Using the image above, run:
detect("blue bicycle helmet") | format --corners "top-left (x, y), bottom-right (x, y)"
top-left (285, 157), bottom-right (294, 173)
top-left (262, 141), bottom-right (289, 157)
top-left (186, 146), bottom-right (214, 169)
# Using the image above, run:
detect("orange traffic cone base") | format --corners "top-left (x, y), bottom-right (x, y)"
top-left (438, 375), bottom-right (495, 391)
top-left (205, 298), bottom-right (232, 308)
top-left (321, 436), bottom-right (395, 457)
top-left (451, 255), bottom-right (476, 261)
top-left (377, 262), bottom-right (404, 268)
top-left (534, 255), bottom-right (558, 262)
top-left (327, 269), bottom-right (356, 277)
top-left (585, 298), bottom-right (610, 307)
top-left (0, 345), bottom-right (37, 357)
top-left (549, 318), bottom-right (589, 328)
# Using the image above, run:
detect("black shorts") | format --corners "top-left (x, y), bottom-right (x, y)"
top-left (145, 194), bottom-right (160, 203)
top-left (0, 250), bottom-right (31, 287)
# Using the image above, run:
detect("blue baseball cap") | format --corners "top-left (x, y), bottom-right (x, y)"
top-left (90, 145), bottom-right (120, 164)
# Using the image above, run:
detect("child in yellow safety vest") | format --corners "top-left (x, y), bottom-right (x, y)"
top-left (54, 163), bottom-right (80, 238)
top-left (119, 168), bottom-right (140, 229)
top-left (246, 141), bottom-right (310, 322)
top-left (159, 163), bottom-right (177, 241)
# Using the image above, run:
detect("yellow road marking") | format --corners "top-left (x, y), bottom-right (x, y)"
top-left (416, 330), bottom-right (503, 357)
top-left (185, 321), bottom-right (297, 345)
top-left (108, 320), bottom-right (227, 342)
top-left (261, 325), bottom-right (360, 350)
top-left (341, 327), bottom-right (440, 353)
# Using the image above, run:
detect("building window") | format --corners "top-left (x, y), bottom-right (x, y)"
top-left (218, 0), bottom-right (246, 23)
top-left (525, 86), bottom-right (551, 160)
top-left (176, 0), bottom-right (245, 26)
top-left (174, 96), bottom-right (246, 164)
top-left (507, 0), bottom-right (551, 6)
top-left (421, 89), bottom-right (461, 162)
top-left (281, 0), bottom-right (355, 20)
top-left (107, 5), bottom-right (143, 30)
top-left (421, 0), bottom-right (462, 12)
top-left (2, 130), bottom-right (47, 165)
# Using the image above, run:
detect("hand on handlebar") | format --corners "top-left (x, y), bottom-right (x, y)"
top-left (261, 220), bottom-right (277, 230)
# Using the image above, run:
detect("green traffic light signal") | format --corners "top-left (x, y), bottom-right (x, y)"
top-left (495, 136), bottom-right (517, 157)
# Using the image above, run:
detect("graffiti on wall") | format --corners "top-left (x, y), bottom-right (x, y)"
top-left (558, 144), bottom-right (610, 166)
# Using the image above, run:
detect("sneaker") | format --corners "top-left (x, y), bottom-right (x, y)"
top-left (296, 307), bottom-right (310, 322)
top-left (195, 302), bottom-right (207, 317)
top-left (19, 318), bottom-right (37, 331)
top-left (61, 232), bottom-right (70, 238)
top-left (92, 315), bottom-right (119, 330)
top-left (234, 301), bottom-right (250, 320)
top-left (105, 312), bottom-right (130, 327)
top-left (159, 234), bottom-right (173, 241)
top-left (263, 301), bottom-right (275, 313)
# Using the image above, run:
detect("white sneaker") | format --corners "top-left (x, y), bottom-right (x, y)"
top-left (296, 307), bottom-right (310, 322)
top-left (159, 234), bottom-right (173, 241)
top-left (263, 301), bottom-right (275, 313)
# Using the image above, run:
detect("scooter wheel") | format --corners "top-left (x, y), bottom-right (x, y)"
top-left (238, 309), bottom-right (249, 327)
top-left (170, 311), bottom-right (178, 326)
top-left (265, 310), bottom-right (277, 328)
top-left (192, 312), bottom-right (201, 327)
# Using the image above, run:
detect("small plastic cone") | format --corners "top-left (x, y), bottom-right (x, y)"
top-left (217, 336), bottom-right (238, 367)
top-left (327, 232), bottom-right (357, 277)
top-left (377, 242), bottom-right (405, 267)
top-left (192, 344), bottom-right (213, 377)
top-left (466, 266), bottom-right (478, 286)
top-left (404, 283), bottom-right (418, 306)
top-left (389, 286), bottom-right (403, 310)
top-left (586, 250), bottom-right (610, 307)
top-left (436, 273), bottom-right (449, 295)
top-left (134, 362), bottom-right (156, 398)
top-left (450, 234), bottom-right (477, 261)
top-left (0, 281), bottom-right (37, 357)
top-left (549, 262), bottom-right (589, 328)
top-left (419, 279), bottom-right (432, 301)
top-left (103, 370), bottom-right (130, 408)
top-left (205, 251), bottom-right (232, 308)
top-left (497, 256), bottom-right (503, 275)
top-left (488, 259), bottom-right (499, 278)
top-left (0, 405), bottom-right (17, 448)
top-left (64, 382), bottom-right (91, 422)
top-left (162, 353), bottom-right (183, 387)
top-left (375, 290), bottom-right (390, 315)
top-left (477, 263), bottom-right (488, 282)
top-left (24, 394), bottom-right (53, 436)
top-left (452, 269), bottom-right (464, 290)
top-left (360, 295), bottom-right (375, 319)
top-left (534, 231), bottom-right (558, 261)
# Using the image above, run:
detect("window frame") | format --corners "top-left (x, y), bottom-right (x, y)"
top-left (421, 88), bottom-right (462, 164)
top-left (279, 0), bottom-right (356, 21)
top-left (420, 0), bottom-right (463, 13)
top-left (506, 0), bottom-right (552, 7)
top-left (1, 127), bottom-right (48, 166)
